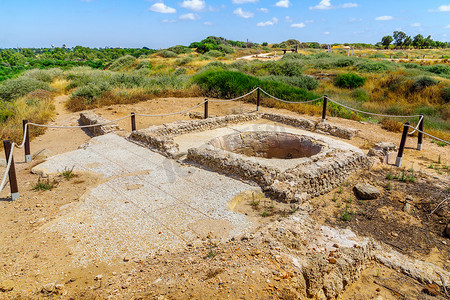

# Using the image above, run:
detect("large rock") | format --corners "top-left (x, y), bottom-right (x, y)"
top-left (354, 183), bottom-right (380, 200)
top-left (0, 158), bottom-right (6, 167)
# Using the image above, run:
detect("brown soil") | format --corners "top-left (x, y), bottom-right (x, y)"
top-left (0, 95), bottom-right (449, 299)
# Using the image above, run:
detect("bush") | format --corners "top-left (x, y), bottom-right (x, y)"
top-left (23, 68), bottom-right (63, 83)
top-left (135, 60), bottom-right (152, 70)
top-left (426, 64), bottom-right (450, 76)
top-left (441, 86), bottom-right (450, 103)
top-left (71, 83), bottom-right (110, 104)
top-left (167, 45), bottom-right (192, 54)
top-left (334, 73), bottom-right (366, 89)
top-left (173, 68), bottom-right (187, 76)
top-left (176, 56), bottom-right (194, 66)
top-left (0, 77), bottom-right (51, 101)
top-left (0, 102), bottom-right (14, 123)
top-left (158, 50), bottom-right (178, 58)
top-left (266, 60), bottom-right (303, 77)
top-left (352, 88), bottom-right (370, 102)
top-left (109, 55), bottom-right (136, 71)
top-left (260, 75), bottom-right (319, 90)
top-left (333, 58), bottom-right (356, 67)
top-left (281, 53), bottom-right (306, 60)
top-left (369, 53), bottom-right (389, 59)
top-left (412, 76), bottom-right (438, 91)
top-left (357, 61), bottom-right (391, 72)
top-left (203, 50), bottom-right (223, 58)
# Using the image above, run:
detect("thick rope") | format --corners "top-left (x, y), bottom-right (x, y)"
top-left (259, 88), bottom-right (324, 104)
top-left (407, 115), bottom-right (424, 135)
top-left (209, 88), bottom-right (259, 103)
top-left (0, 142), bottom-right (15, 192)
top-left (14, 124), bottom-right (28, 149)
top-left (135, 101), bottom-right (206, 117)
top-left (327, 98), bottom-right (422, 118)
top-left (405, 125), bottom-right (450, 145)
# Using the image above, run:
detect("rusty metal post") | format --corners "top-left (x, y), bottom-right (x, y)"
top-left (23, 119), bottom-right (31, 162)
top-left (3, 140), bottom-right (19, 200)
top-left (256, 87), bottom-right (261, 111)
top-left (395, 122), bottom-right (410, 167)
top-left (131, 112), bottom-right (136, 132)
top-left (204, 99), bottom-right (208, 119)
top-left (417, 114), bottom-right (424, 151)
top-left (321, 95), bottom-right (328, 123)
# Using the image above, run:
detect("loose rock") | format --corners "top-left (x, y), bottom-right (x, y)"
top-left (354, 183), bottom-right (380, 200)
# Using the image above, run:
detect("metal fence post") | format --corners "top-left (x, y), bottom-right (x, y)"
top-left (3, 140), bottom-right (19, 201)
top-left (395, 122), bottom-right (410, 167)
top-left (23, 119), bottom-right (31, 162)
top-left (417, 114), bottom-right (424, 150)
top-left (131, 112), bottom-right (136, 132)
top-left (256, 87), bottom-right (261, 111)
top-left (204, 99), bottom-right (209, 119)
top-left (322, 95), bottom-right (328, 123)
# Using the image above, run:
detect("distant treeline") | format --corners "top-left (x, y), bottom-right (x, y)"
top-left (379, 31), bottom-right (449, 49)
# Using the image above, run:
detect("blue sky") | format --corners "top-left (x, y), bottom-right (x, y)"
top-left (1, 0), bottom-right (449, 48)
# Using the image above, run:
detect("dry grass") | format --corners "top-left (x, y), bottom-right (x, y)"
top-left (50, 78), bottom-right (70, 94)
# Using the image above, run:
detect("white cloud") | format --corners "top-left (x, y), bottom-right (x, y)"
top-left (204, 21), bottom-right (213, 26)
top-left (341, 3), bottom-right (358, 8)
top-left (375, 15), bottom-right (393, 21)
top-left (233, 7), bottom-right (254, 18)
top-left (291, 23), bottom-right (305, 28)
top-left (323, 31), bottom-right (330, 35)
top-left (438, 4), bottom-right (450, 12)
top-left (179, 13), bottom-right (200, 20)
top-left (310, 0), bottom-right (332, 10)
top-left (275, 0), bottom-right (291, 8)
top-left (305, 19), bottom-right (314, 23)
top-left (162, 19), bottom-right (176, 23)
top-left (411, 22), bottom-right (421, 27)
top-left (149, 2), bottom-right (176, 13)
top-left (285, 16), bottom-right (292, 22)
top-left (257, 17), bottom-right (278, 26)
top-left (445, 24), bottom-right (450, 28)
top-left (232, 0), bottom-right (258, 3)
top-left (258, 7), bottom-right (269, 13)
top-left (181, 0), bottom-right (205, 11)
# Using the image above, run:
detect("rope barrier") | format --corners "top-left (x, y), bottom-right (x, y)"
top-left (405, 125), bottom-right (450, 145)
top-left (209, 88), bottom-right (259, 103)
top-left (326, 97), bottom-right (422, 118)
top-left (135, 101), bottom-right (206, 117)
top-left (27, 114), bottom-right (132, 129)
top-left (259, 88), bottom-right (324, 104)
top-left (0, 142), bottom-right (14, 192)
top-left (407, 115), bottom-right (424, 135)
top-left (15, 124), bottom-right (28, 149)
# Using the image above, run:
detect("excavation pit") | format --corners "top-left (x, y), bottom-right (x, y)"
top-left (210, 132), bottom-right (323, 159)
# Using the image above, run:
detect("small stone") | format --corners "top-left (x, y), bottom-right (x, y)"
top-left (0, 280), bottom-right (14, 292)
top-left (423, 283), bottom-right (440, 296)
top-left (41, 283), bottom-right (55, 294)
top-left (55, 284), bottom-right (64, 290)
top-left (94, 274), bottom-right (103, 281)
top-left (406, 195), bottom-right (413, 201)
top-left (332, 243), bottom-right (339, 248)
top-left (403, 203), bottom-right (412, 213)
top-left (123, 256), bottom-right (130, 262)
top-left (0, 159), bottom-right (6, 168)
top-left (328, 258), bottom-right (337, 264)
top-left (354, 183), bottom-right (380, 200)
top-left (391, 232), bottom-right (398, 237)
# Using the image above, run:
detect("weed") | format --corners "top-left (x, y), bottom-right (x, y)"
top-left (438, 155), bottom-right (441, 164)
top-left (61, 166), bottom-right (75, 180)
top-left (336, 202), bottom-right (342, 208)
top-left (334, 73), bottom-right (366, 89)
top-left (340, 209), bottom-right (354, 222)
top-left (345, 197), bottom-right (352, 204)
top-left (431, 140), bottom-right (447, 147)
top-left (428, 163), bottom-right (434, 169)
top-left (385, 173), bottom-right (393, 180)
top-left (260, 210), bottom-right (270, 217)
top-left (386, 182), bottom-right (392, 190)
top-left (32, 177), bottom-right (56, 191)
top-left (338, 186), bottom-right (343, 194)
top-left (204, 250), bottom-right (217, 259)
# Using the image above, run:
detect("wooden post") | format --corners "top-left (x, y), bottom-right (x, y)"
top-left (3, 140), bottom-right (19, 201)
top-left (417, 114), bottom-right (424, 150)
top-left (256, 87), bottom-right (261, 111)
top-left (131, 112), bottom-right (136, 132)
top-left (23, 119), bottom-right (31, 162)
top-left (321, 95), bottom-right (328, 123)
top-left (204, 99), bottom-right (208, 119)
top-left (395, 122), bottom-right (410, 167)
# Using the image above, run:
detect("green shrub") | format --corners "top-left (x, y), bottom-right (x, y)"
top-left (158, 50), bottom-right (178, 58)
top-left (173, 68), bottom-right (187, 76)
top-left (135, 60), bottom-right (152, 70)
top-left (426, 64), bottom-right (450, 76)
top-left (266, 60), bottom-right (303, 77)
top-left (176, 56), bottom-right (194, 66)
top-left (167, 45), bottom-right (192, 54)
top-left (333, 58), bottom-right (356, 67)
top-left (352, 88), bottom-right (370, 102)
top-left (442, 86), bottom-right (450, 103)
top-left (109, 55), bottom-right (136, 71)
top-left (0, 77), bottom-right (51, 101)
top-left (281, 53), bottom-right (306, 60)
top-left (71, 83), bottom-right (110, 104)
top-left (334, 73), bottom-right (366, 89)
top-left (23, 68), bottom-right (63, 83)
top-left (203, 50), bottom-right (223, 58)
top-left (0, 102), bottom-right (14, 123)
top-left (401, 63), bottom-right (420, 69)
top-left (260, 75), bottom-right (319, 90)
top-left (357, 61), bottom-right (391, 72)
top-left (369, 53), bottom-right (389, 58)
top-left (313, 52), bottom-right (331, 59)
top-left (412, 76), bottom-right (438, 91)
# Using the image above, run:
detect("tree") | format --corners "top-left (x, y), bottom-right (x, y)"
top-left (393, 31), bottom-right (406, 48)
top-left (412, 34), bottom-right (424, 49)
top-left (381, 35), bottom-right (393, 49)
top-left (403, 36), bottom-right (412, 48)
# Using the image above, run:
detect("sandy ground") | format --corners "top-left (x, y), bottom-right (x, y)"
top-left (0, 94), bottom-right (449, 299)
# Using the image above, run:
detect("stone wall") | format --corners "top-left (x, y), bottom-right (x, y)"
top-left (79, 112), bottom-right (120, 136)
